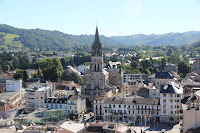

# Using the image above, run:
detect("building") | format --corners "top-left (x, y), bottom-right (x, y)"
top-left (6, 80), bottom-right (22, 92)
top-left (155, 72), bottom-right (174, 89)
top-left (160, 81), bottom-right (183, 122)
top-left (25, 85), bottom-right (52, 113)
top-left (166, 63), bottom-right (178, 72)
top-left (0, 100), bottom-right (18, 120)
top-left (45, 95), bottom-right (86, 116)
top-left (192, 57), bottom-right (200, 74)
top-left (181, 91), bottom-right (200, 132)
top-left (93, 96), bottom-right (104, 120)
top-left (14, 109), bottom-right (66, 125)
top-left (0, 92), bottom-right (21, 106)
top-left (77, 64), bottom-right (90, 75)
top-left (67, 66), bottom-right (81, 75)
top-left (55, 81), bottom-right (81, 97)
top-left (94, 97), bottom-right (160, 123)
top-left (83, 27), bottom-right (123, 100)
top-left (123, 74), bottom-right (142, 83)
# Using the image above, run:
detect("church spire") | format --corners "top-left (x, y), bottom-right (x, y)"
top-left (92, 26), bottom-right (102, 56)
top-left (94, 26), bottom-right (100, 44)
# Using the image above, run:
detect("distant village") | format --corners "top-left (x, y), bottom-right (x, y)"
top-left (1, 28), bottom-right (200, 133)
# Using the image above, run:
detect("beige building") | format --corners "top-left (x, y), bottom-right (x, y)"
top-left (0, 92), bottom-right (21, 106)
top-left (83, 27), bottom-right (123, 100)
top-left (181, 90), bottom-right (200, 132)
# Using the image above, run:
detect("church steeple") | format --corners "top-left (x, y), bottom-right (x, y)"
top-left (94, 26), bottom-right (100, 44)
top-left (92, 26), bottom-right (102, 56)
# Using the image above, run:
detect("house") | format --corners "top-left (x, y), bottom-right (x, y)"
top-left (0, 100), bottom-right (18, 120)
top-left (67, 66), bottom-right (81, 75)
top-left (166, 63), bottom-right (178, 72)
top-left (160, 81), bottom-right (183, 122)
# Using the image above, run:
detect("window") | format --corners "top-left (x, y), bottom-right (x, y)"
top-left (170, 105), bottom-right (173, 109)
top-left (163, 94), bottom-right (166, 97)
top-left (124, 110), bottom-right (126, 114)
top-left (170, 100), bottom-right (173, 103)
top-left (163, 110), bottom-right (166, 114)
top-left (75, 106), bottom-right (76, 109)
top-left (41, 97), bottom-right (43, 99)
top-left (70, 106), bottom-right (71, 109)
top-left (41, 105), bottom-right (43, 108)
top-left (113, 105), bottom-right (115, 108)
top-left (170, 94), bottom-right (173, 97)
top-left (119, 105), bottom-right (121, 108)
top-left (170, 111), bottom-right (173, 114)
top-left (60, 104), bottom-right (62, 108)
top-left (142, 111), bottom-right (143, 114)
top-left (124, 105), bottom-right (126, 108)
top-left (109, 104), bottom-right (111, 108)
top-left (163, 99), bottom-right (166, 104)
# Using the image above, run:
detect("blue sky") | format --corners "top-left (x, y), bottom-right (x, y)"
top-left (0, 0), bottom-right (200, 36)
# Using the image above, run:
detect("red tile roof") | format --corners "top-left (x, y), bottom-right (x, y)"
top-left (0, 101), bottom-right (17, 111)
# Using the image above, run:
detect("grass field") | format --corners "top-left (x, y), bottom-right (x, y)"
top-left (0, 32), bottom-right (23, 49)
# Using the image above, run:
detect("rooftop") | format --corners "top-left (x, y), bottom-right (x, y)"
top-left (0, 91), bottom-right (20, 101)
top-left (155, 72), bottom-right (173, 79)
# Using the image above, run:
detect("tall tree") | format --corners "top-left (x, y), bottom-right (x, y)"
top-left (39, 58), bottom-right (63, 82)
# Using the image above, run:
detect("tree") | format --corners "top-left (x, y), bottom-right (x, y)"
top-left (12, 56), bottom-right (19, 69)
top-left (131, 61), bottom-right (139, 68)
top-left (166, 48), bottom-right (173, 56)
top-left (178, 61), bottom-right (191, 76)
top-left (39, 58), bottom-right (63, 82)
top-left (61, 70), bottom-right (83, 85)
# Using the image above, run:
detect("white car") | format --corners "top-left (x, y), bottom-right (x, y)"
top-left (161, 129), bottom-right (166, 133)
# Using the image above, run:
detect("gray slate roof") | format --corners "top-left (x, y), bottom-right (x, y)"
top-left (155, 72), bottom-right (173, 79)
top-left (104, 97), bottom-right (159, 105)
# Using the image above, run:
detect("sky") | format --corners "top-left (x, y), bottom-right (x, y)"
top-left (0, 0), bottom-right (200, 36)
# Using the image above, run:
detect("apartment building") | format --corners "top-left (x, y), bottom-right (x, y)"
top-left (155, 72), bottom-right (174, 89)
top-left (25, 85), bottom-right (51, 113)
top-left (94, 97), bottom-right (160, 123)
top-left (160, 81), bottom-right (183, 122)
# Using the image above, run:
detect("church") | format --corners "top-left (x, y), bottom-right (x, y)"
top-left (83, 27), bottom-right (123, 100)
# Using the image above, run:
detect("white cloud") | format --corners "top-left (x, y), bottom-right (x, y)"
top-left (124, 0), bottom-right (142, 17)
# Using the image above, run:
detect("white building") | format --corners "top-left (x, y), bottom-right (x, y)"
top-left (45, 95), bottom-right (86, 116)
top-left (25, 85), bottom-right (52, 113)
top-left (160, 81), bottom-right (183, 122)
top-left (155, 72), bottom-right (174, 89)
top-left (123, 74), bottom-right (142, 83)
top-left (94, 97), bottom-right (160, 123)
top-left (77, 64), bottom-right (90, 75)
top-left (93, 96), bottom-right (104, 120)
top-left (6, 80), bottom-right (22, 92)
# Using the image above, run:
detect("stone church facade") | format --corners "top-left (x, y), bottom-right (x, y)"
top-left (83, 27), bottom-right (123, 100)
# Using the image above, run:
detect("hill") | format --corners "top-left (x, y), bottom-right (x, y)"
top-left (111, 31), bottom-right (200, 46)
top-left (1, 24), bottom-right (200, 51)
top-left (0, 24), bottom-right (121, 51)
